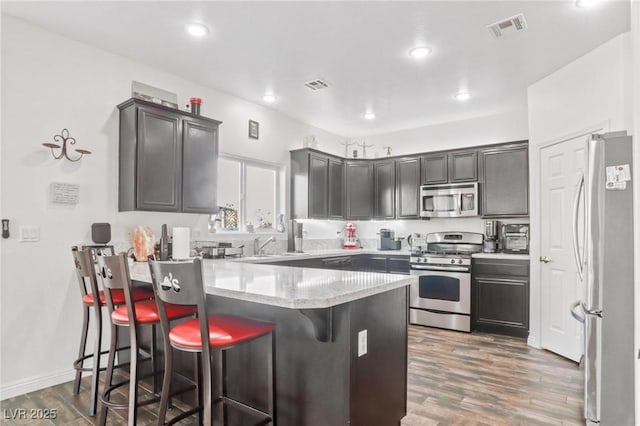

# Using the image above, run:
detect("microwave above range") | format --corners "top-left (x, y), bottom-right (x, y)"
top-left (420, 182), bottom-right (479, 218)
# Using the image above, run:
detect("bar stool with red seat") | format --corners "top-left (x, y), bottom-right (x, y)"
top-left (96, 253), bottom-right (197, 425)
top-left (71, 246), bottom-right (154, 416)
top-left (148, 257), bottom-right (276, 425)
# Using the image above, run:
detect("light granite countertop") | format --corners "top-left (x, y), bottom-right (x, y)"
top-left (129, 259), bottom-right (415, 309)
top-left (234, 248), bottom-right (411, 264)
top-left (471, 252), bottom-right (530, 260)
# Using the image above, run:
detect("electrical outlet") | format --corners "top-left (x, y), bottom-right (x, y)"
top-left (19, 226), bottom-right (40, 242)
top-left (358, 330), bottom-right (367, 357)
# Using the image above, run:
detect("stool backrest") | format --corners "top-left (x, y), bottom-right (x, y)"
top-left (97, 253), bottom-right (137, 319)
top-left (148, 258), bottom-right (205, 307)
top-left (148, 257), bottom-right (210, 355)
top-left (72, 246), bottom-right (100, 308)
top-left (72, 245), bottom-right (115, 307)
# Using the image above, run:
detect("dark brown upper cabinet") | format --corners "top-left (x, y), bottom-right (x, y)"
top-left (308, 153), bottom-right (329, 218)
top-left (449, 150), bottom-right (478, 182)
top-left (345, 161), bottom-right (373, 220)
top-left (420, 153), bottom-right (448, 184)
top-left (327, 157), bottom-right (345, 219)
top-left (373, 159), bottom-right (396, 219)
top-left (118, 98), bottom-right (221, 213)
top-left (291, 149), bottom-right (344, 219)
top-left (290, 140), bottom-right (528, 221)
top-left (421, 150), bottom-right (477, 184)
top-left (395, 157), bottom-right (421, 219)
top-left (480, 142), bottom-right (529, 218)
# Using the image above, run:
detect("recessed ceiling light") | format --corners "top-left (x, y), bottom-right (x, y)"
top-left (409, 46), bottom-right (432, 59)
top-left (185, 23), bottom-right (209, 38)
top-left (364, 112), bottom-right (376, 120)
top-left (454, 92), bottom-right (472, 101)
top-left (575, 0), bottom-right (599, 7)
top-left (262, 94), bottom-right (276, 103)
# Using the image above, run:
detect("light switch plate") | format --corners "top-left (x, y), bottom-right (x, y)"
top-left (19, 226), bottom-right (40, 242)
top-left (358, 329), bottom-right (367, 357)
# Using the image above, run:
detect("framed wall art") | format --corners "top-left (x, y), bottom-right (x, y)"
top-left (248, 120), bottom-right (259, 139)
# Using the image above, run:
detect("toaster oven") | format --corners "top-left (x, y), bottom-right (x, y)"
top-left (501, 224), bottom-right (529, 254)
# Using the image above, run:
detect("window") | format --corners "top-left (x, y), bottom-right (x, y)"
top-left (216, 154), bottom-right (282, 232)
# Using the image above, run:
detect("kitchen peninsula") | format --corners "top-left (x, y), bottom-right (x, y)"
top-left (129, 259), bottom-right (415, 426)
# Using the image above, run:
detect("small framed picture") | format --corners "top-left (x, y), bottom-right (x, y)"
top-left (248, 120), bottom-right (259, 139)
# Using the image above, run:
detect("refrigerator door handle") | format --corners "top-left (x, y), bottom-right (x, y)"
top-left (581, 301), bottom-right (602, 317)
top-left (571, 173), bottom-right (585, 282)
top-left (570, 300), bottom-right (585, 323)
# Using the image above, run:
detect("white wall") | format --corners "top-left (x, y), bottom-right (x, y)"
top-left (527, 32), bottom-right (633, 350)
top-left (326, 109), bottom-right (528, 159)
top-left (0, 15), bottom-right (344, 398)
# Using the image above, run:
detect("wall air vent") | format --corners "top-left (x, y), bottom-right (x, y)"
top-left (486, 13), bottom-right (528, 38)
top-left (304, 79), bottom-right (330, 90)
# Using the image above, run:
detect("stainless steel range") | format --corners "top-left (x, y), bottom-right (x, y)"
top-left (409, 231), bottom-right (483, 332)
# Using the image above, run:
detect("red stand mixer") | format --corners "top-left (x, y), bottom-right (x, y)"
top-left (342, 222), bottom-right (359, 249)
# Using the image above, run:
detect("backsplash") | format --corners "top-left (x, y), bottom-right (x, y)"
top-left (95, 216), bottom-right (528, 258)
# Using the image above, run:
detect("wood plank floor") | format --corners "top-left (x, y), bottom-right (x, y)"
top-left (1, 326), bottom-right (583, 425)
top-left (402, 326), bottom-right (584, 426)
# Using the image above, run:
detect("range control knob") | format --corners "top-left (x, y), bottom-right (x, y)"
top-left (458, 259), bottom-right (463, 264)
top-left (450, 259), bottom-right (455, 264)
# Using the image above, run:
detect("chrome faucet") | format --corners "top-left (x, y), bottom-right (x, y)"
top-left (254, 236), bottom-right (276, 256)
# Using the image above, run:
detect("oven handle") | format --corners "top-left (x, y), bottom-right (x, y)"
top-left (410, 265), bottom-right (469, 273)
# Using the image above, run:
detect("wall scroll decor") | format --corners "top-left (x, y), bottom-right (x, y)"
top-left (248, 120), bottom-right (259, 139)
top-left (42, 128), bottom-right (91, 161)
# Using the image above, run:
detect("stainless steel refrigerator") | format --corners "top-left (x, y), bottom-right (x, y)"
top-left (570, 131), bottom-right (635, 426)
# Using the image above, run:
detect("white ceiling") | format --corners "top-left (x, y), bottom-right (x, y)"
top-left (1, 1), bottom-right (631, 137)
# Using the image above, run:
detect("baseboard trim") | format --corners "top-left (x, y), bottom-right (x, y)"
top-left (527, 334), bottom-right (541, 348)
top-left (0, 368), bottom-right (76, 400)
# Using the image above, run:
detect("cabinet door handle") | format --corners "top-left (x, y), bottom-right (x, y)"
top-left (539, 256), bottom-right (552, 263)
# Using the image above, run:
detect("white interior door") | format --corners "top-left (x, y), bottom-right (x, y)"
top-left (539, 135), bottom-right (586, 362)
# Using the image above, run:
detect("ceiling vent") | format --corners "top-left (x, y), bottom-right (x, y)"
top-left (304, 79), bottom-right (330, 91)
top-left (486, 13), bottom-right (528, 38)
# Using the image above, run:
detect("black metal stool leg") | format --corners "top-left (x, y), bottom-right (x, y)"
top-left (98, 322), bottom-right (118, 426)
top-left (151, 324), bottom-right (159, 394)
top-left (128, 326), bottom-right (140, 425)
top-left (157, 329), bottom-right (173, 426)
top-left (195, 352), bottom-right (203, 426)
top-left (89, 305), bottom-right (103, 417)
top-left (73, 305), bottom-right (90, 395)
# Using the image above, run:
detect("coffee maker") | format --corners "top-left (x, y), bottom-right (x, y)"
top-left (379, 228), bottom-right (401, 250)
top-left (483, 220), bottom-right (500, 253)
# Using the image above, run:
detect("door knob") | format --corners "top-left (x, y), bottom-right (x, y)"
top-left (539, 256), bottom-right (552, 263)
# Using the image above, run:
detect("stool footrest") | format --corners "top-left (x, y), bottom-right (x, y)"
top-left (100, 369), bottom-right (164, 409)
top-left (73, 346), bottom-right (131, 371)
top-left (164, 406), bottom-right (201, 426)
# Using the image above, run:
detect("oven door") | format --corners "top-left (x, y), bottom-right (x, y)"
top-left (409, 266), bottom-right (470, 314)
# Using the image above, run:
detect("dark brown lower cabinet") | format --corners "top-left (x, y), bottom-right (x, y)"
top-left (472, 258), bottom-right (529, 337)
top-left (266, 254), bottom-right (410, 275)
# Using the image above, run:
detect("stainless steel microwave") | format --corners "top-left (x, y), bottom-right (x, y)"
top-left (420, 182), bottom-right (479, 218)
